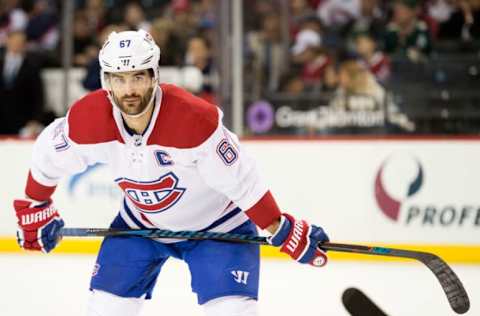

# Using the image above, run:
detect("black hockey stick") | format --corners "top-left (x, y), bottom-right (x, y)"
top-left (342, 287), bottom-right (388, 316)
top-left (61, 227), bottom-right (470, 314)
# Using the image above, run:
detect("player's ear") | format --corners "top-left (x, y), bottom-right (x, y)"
top-left (148, 69), bottom-right (156, 84)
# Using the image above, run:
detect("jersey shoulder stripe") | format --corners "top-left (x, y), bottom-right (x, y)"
top-left (67, 89), bottom-right (124, 144)
top-left (148, 84), bottom-right (219, 148)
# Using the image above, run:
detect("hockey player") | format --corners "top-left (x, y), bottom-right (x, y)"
top-left (13, 29), bottom-right (329, 316)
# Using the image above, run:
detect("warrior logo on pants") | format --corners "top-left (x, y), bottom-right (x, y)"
top-left (115, 172), bottom-right (186, 213)
top-left (231, 270), bottom-right (249, 285)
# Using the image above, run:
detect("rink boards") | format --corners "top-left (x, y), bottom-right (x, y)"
top-left (0, 137), bottom-right (479, 263)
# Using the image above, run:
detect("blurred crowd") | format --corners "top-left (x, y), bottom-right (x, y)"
top-left (0, 0), bottom-right (479, 135)
top-left (244, 0), bottom-right (480, 133)
top-left (245, 0), bottom-right (480, 95)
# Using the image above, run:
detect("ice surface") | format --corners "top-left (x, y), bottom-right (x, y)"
top-left (0, 255), bottom-right (478, 316)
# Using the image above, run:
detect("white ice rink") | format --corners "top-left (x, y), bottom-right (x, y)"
top-left (0, 254), bottom-right (478, 316)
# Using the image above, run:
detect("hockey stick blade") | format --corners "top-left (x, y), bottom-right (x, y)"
top-left (322, 243), bottom-right (470, 314)
top-left (342, 287), bottom-right (387, 316)
top-left (61, 228), bottom-right (469, 314)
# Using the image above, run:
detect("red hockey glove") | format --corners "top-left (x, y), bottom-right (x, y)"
top-left (14, 199), bottom-right (64, 253)
top-left (267, 213), bottom-right (329, 267)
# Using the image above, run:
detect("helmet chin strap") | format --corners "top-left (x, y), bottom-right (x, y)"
top-left (107, 81), bottom-right (158, 119)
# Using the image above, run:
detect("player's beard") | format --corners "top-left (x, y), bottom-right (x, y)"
top-left (113, 87), bottom-right (154, 116)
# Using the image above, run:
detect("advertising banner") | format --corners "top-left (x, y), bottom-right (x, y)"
top-left (245, 97), bottom-right (390, 135)
top-left (1, 139), bottom-right (479, 255)
top-left (246, 140), bottom-right (480, 244)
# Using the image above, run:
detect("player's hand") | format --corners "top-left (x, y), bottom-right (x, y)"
top-left (14, 199), bottom-right (64, 253)
top-left (267, 213), bottom-right (329, 267)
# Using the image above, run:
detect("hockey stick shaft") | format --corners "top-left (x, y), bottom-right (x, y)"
top-left (61, 227), bottom-right (469, 314)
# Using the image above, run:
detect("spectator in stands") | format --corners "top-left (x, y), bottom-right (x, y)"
top-left (354, 32), bottom-right (391, 82)
top-left (331, 59), bottom-right (383, 110)
top-left (190, 0), bottom-right (216, 45)
top-left (348, 0), bottom-right (387, 40)
top-left (166, 0), bottom-right (198, 45)
top-left (0, 31), bottom-right (50, 136)
top-left (0, 0), bottom-right (27, 47)
top-left (191, 0), bottom-right (216, 30)
top-left (73, 12), bottom-right (97, 66)
top-left (384, 0), bottom-right (433, 61)
top-left (246, 12), bottom-right (289, 96)
top-left (329, 59), bottom-right (415, 131)
top-left (82, 0), bottom-right (107, 34)
top-left (243, 0), bottom-right (276, 32)
top-left (297, 15), bottom-right (324, 38)
top-left (25, 0), bottom-right (59, 52)
top-left (123, 1), bottom-right (150, 31)
top-left (291, 28), bottom-right (331, 91)
top-left (316, 0), bottom-right (361, 30)
top-left (427, 0), bottom-right (459, 39)
top-left (468, 0), bottom-right (480, 38)
top-left (289, 0), bottom-right (317, 36)
top-left (185, 35), bottom-right (215, 102)
top-left (427, 0), bottom-right (479, 42)
top-left (150, 18), bottom-right (184, 66)
top-left (315, 0), bottom-right (385, 49)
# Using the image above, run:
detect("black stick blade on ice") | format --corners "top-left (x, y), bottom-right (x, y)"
top-left (322, 243), bottom-right (470, 314)
top-left (342, 288), bottom-right (387, 316)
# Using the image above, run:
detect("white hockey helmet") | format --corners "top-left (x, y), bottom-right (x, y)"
top-left (99, 29), bottom-right (161, 117)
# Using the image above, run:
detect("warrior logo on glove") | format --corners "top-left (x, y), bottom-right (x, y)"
top-left (14, 199), bottom-right (64, 253)
top-left (19, 205), bottom-right (57, 225)
top-left (268, 213), bottom-right (329, 267)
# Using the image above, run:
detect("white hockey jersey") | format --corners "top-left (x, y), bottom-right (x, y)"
top-left (25, 84), bottom-right (281, 235)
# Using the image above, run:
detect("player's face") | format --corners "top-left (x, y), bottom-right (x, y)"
top-left (107, 70), bottom-right (154, 116)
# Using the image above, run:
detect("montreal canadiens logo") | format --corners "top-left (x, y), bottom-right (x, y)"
top-left (374, 155), bottom-right (423, 221)
top-left (115, 172), bottom-right (186, 213)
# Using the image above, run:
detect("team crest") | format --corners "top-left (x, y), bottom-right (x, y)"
top-left (115, 172), bottom-right (186, 213)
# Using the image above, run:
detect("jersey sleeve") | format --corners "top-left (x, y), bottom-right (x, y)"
top-left (195, 112), bottom-right (281, 229)
top-left (26, 117), bottom-right (103, 201)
